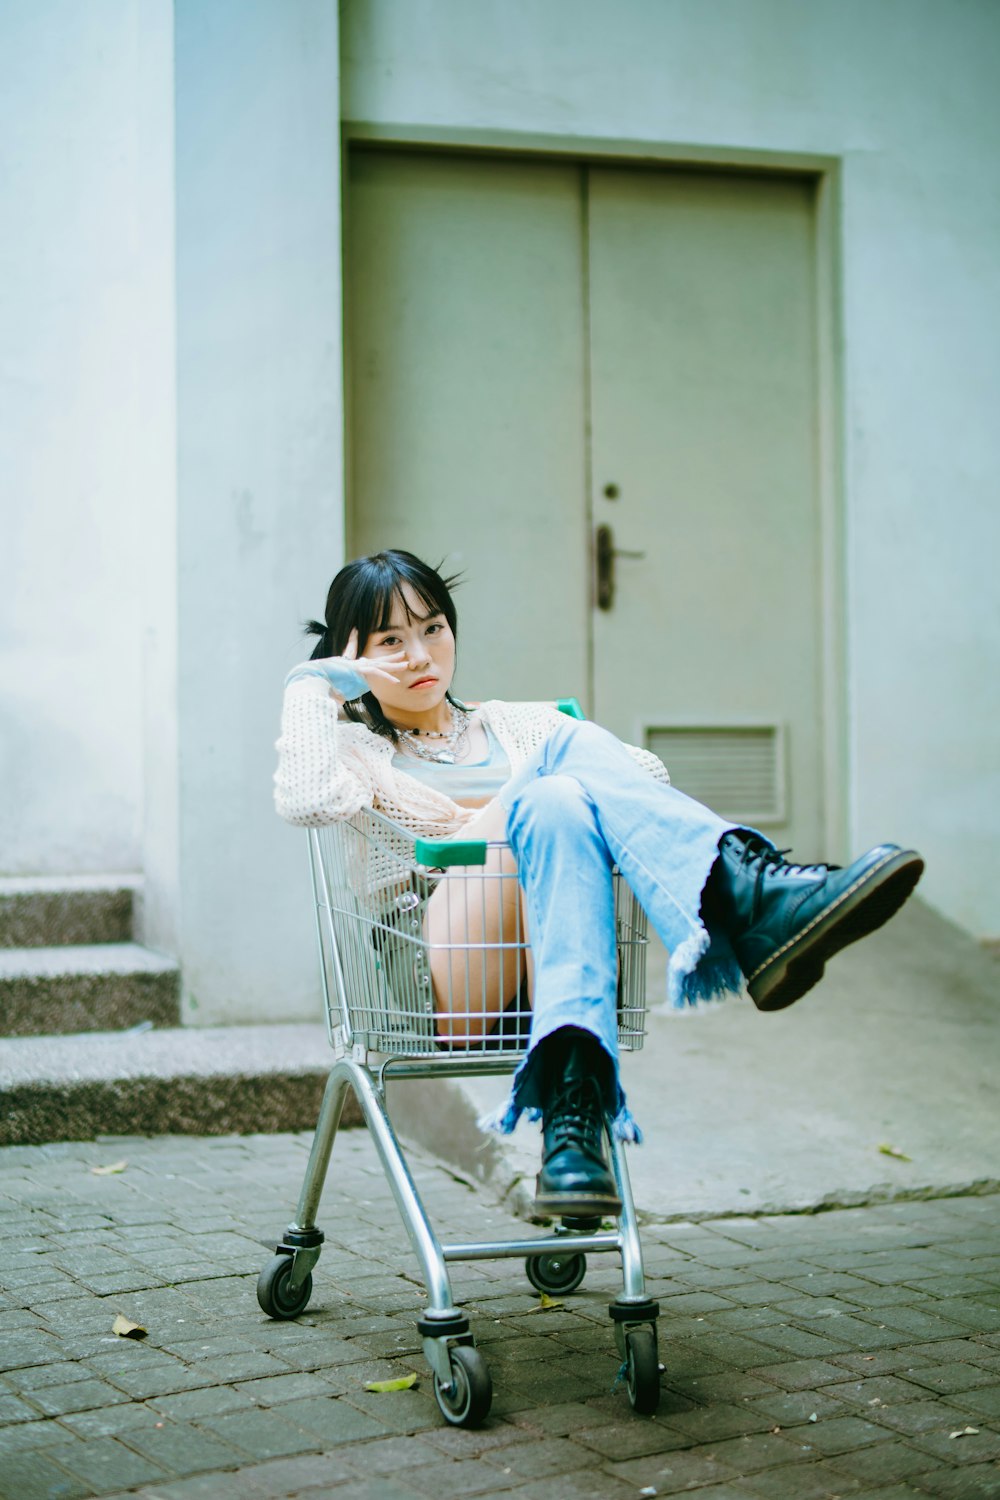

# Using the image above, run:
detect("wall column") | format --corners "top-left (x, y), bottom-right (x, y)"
top-left (168, 0), bottom-right (344, 1022)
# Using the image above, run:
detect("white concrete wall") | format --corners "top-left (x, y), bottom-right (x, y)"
top-left (173, 0), bottom-right (344, 1021)
top-left (341, 0), bottom-right (1000, 940)
top-left (0, 1), bottom-right (174, 877)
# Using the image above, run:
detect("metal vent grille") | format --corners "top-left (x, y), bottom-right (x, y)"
top-left (646, 724), bottom-right (785, 824)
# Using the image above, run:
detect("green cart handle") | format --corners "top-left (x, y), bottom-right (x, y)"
top-left (555, 697), bottom-right (585, 720)
top-left (414, 696), bottom-right (586, 867)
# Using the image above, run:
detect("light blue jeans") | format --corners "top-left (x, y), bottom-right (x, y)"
top-left (482, 716), bottom-right (756, 1144)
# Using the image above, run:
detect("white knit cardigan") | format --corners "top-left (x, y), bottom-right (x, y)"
top-left (274, 676), bottom-right (669, 836)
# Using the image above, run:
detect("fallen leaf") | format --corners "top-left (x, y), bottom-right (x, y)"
top-left (92, 1161), bottom-right (128, 1176)
top-left (528, 1293), bottom-right (564, 1313)
top-left (949, 1426), bottom-right (980, 1439)
top-left (363, 1374), bottom-right (418, 1393)
top-left (112, 1314), bottom-right (147, 1339)
top-left (877, 1143), bottom-right (912, 1162)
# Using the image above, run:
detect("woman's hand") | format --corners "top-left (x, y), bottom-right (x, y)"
top-left (297, 628), bottom-right (408, 705)
top-left (337, 629), bottom-right (408, 692)
top-left (286, 630), bottom-right (409, 703)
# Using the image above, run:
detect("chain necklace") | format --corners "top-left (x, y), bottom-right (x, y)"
top-left (395, 702), bottom-right (471, 765)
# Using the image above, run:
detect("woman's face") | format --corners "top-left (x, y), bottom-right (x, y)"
top-left (360, 583), bottom-right (456, 721)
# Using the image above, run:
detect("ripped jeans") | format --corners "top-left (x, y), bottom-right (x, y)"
top-left (482, 716), bottom-right (755, 1144)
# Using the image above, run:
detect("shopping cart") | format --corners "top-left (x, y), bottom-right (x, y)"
top-left (257, 706), bottom-right (662, 1426)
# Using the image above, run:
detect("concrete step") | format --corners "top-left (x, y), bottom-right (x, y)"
top-left (0, 874), bottom-right (139, 947)
top-left (0, 1023), bottom-right (360, 1145)
top-left (0, 943), bottom-right (180, 1037)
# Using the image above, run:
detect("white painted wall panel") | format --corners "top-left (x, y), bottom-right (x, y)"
top-left (174, 0), bottom-right (344, 1021)
top-left (0, 1), bottom-right (174, 876)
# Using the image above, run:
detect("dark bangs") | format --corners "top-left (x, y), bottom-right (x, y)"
top-left (329, 554), bottom-right (457, 657)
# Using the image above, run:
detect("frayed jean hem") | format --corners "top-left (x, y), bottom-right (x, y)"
top-left (478, 1095), bottom-right (642, 1146)
top-left (667, 922), bottom-right (746, 1011)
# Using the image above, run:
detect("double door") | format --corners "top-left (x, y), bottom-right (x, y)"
top-left (346, 148), bottom-right (830, 854)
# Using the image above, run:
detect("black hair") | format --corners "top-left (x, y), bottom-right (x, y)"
top-left (305, 550), bottom-right (462, 743)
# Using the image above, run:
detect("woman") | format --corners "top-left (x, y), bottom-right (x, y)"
top-left (275, 550), bottom-right (924, 1219)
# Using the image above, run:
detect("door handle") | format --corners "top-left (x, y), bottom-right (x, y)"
top-left (595, 524), bottom-right (646, 611)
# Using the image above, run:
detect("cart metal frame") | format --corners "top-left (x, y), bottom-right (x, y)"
top-left (258, 737), bottom-right (662, 1424)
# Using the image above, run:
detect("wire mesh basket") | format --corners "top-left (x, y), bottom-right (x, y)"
top-left (309, 807), bottom-right (648, 1057)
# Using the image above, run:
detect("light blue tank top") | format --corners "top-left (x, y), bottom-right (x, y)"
top-left (391, 722), bottom-right (511, 801)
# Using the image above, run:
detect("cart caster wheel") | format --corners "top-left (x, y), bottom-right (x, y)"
top-left (625, 1325), bottom-right (660, 1415)
top-left (525, 1251), bottom-right (587, 1296)
top-left (433, 1345), bottom-right (493, 1428)
top-left (256, 1254), bottom-right (312, 1320)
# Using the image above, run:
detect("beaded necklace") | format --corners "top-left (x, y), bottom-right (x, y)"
top-left (395, 702), bottom-right (472, 765)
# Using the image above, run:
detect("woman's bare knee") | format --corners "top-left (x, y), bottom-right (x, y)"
top-left (421, 807), bottom-right (532, 1047)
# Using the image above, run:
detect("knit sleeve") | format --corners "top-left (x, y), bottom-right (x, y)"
top-left (623, 742), bottom-right (671, 785)
top-left (273, 677), bottom-right (376, 826)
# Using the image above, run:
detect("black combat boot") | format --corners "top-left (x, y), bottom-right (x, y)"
top-left (704, 834), bottom-right (924, 1012)
top-left (533, 1028), bottom-right (623, 1219)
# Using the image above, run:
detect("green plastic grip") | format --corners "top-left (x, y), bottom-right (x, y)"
top-left (556, 697), bottom-right (585, 720)
top-left (414, 838), bottom-right (488, 867)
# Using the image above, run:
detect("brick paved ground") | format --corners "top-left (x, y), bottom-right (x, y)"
top-left (2, 1132), bottom-right (1000, 1500)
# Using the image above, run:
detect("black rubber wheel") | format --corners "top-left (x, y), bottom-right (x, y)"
top-left (525, 1251), bottom-right (587, 1296)
top-left (625, 1325), bottom-right (660, 1415)
top-left (256, 1254), bottom-right (313, 1320)
top-left (432, 1345), bottom-right (493, 1427)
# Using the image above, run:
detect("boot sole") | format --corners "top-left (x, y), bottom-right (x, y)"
top-left (748, 848), bottom-right (925, 1012)
top-left (533, 1184), bottom-right (623, 1218)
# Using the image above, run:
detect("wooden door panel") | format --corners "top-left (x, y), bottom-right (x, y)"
top-left (588, 167), bottom-right (825, 854)
top-left (347, 150), bottom-right (590, 704)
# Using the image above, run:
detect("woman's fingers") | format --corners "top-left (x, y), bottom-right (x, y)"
top-left (330, 635), bottom-right (409, 683)
top-left (361, 650), bottom-right (407, 676)
top-left (365, 656), bottom-right (407, 683)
